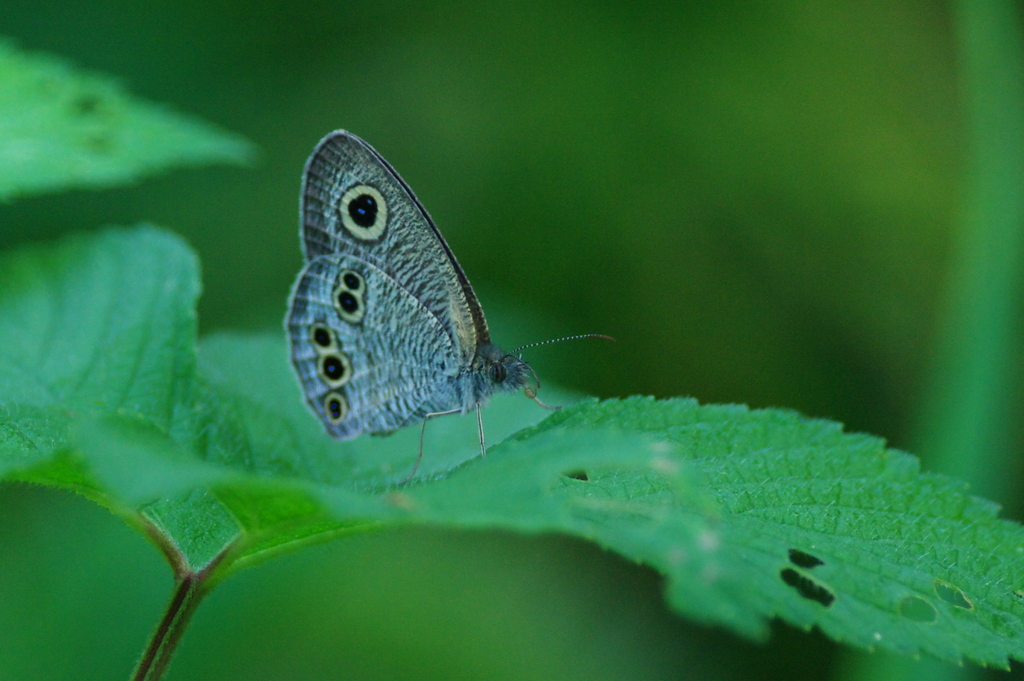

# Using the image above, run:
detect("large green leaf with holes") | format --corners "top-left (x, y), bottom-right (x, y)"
top-left (1, 226), bottom-right (1023, 669)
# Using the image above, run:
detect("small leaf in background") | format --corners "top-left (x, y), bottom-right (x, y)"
top-left (0, 39), bottom-right (256, 201)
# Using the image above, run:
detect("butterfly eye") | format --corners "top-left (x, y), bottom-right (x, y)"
top-left (323, 392), bottom-right (348, 424)
top-left (318, 351), bottom-right (352, 387)
top-left (340, 184), bottom-right (387, 240)
top-left (489, 363), bottom-right (507, 383)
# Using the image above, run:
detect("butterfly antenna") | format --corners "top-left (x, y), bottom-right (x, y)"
top-left (510, 334), bottom-right (615, 356)
top-left (511, 334), bottom-right (614, 411)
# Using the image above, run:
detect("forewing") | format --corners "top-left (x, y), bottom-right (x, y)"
top-left (300, 130), bottom-right (489, 357)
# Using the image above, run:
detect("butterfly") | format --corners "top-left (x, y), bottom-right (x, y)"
top-left (287, 130), bottom-right (589, 481)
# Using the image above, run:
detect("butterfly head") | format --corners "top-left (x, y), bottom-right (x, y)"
top-left (475, 342), bottom-right (565, 413)
top-left (477, 343), bottom-right (530, 393)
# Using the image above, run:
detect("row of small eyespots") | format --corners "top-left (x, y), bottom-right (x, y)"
top-left (333, 268), bottom-right (366, 324)
top-left (310, 326), bottom-right (351, 385)
top-left (310, 323), bottom-right (350, 425)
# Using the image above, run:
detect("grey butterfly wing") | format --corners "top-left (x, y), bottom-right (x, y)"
top-left (300, 130), bottom-right (489, 357)
top-left (289, 131), bottom-right (489, 439)
top-left (288, 253), bottom-right (468, 438)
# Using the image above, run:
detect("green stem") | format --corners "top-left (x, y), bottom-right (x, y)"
top-left (130, 572), bottom-right (208, 681)
top-left (913, 0), bottom-right (1024, 508)
top-left (130, 536), bottom-right (238, 681)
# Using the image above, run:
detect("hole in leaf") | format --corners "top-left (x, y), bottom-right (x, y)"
top-left (788, 549), bottom-right (824, 569)
top-left (933, 580), bottom-right (972, 610)
top-left (898, 595), bottom-right (937, 623)
top-left (562, 469), bottom-right (589, 481)
top-left (779, 568), bottom-right (834, 607)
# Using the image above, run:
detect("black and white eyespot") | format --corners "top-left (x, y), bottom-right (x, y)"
top-left (339, 269), bottom-right (364, 293)
top-left (318, 351), bottom-right (352, 388)
top-left (310, 323), bottom-right (336, 350)
top-left (323, 391), bottom-right (348, 424)
top-left (339, 184), bottom-right (387, 240)
top-left (333, 288), bottom-right (364, 324)
top-left (332, 270), bottom-right (366, 324)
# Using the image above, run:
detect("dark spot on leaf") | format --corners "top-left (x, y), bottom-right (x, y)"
top-left (84, 134), bottom-right (113, 154)
top-left (72, 93), bottom-right (101, 115)
top-left (991, 611), bottom-right (1017, 637)
top-left (779, 568), bottom-right (834, 607)
top-left (788, 549), bottom-right (824, 569)
top-left (562, 469), bottom-right (589, 481)
top-left (933, 580), bottom-right (972, 610)
top-left (898, 595), bottom-right (937, 623)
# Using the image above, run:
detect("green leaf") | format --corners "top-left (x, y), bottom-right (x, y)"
top-left (164, 377), bottom-right (1024, 669)
top-left (0, 39), bottom-right (255, 201)
top-left (502, 399), bottom-right (1024, 667)
top-left (3, 227), bottom-right (1024, 669)
top-left (0, 226), bottom-right (201, 474)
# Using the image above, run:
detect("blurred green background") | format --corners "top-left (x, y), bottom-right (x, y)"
top-left (0, 1), bottom-right (1020, 679)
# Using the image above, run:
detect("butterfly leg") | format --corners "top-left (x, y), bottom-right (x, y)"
top-left (399, 408), bottom-right (462, 485)
top-left (476, 404), bottom-right (486, 458)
